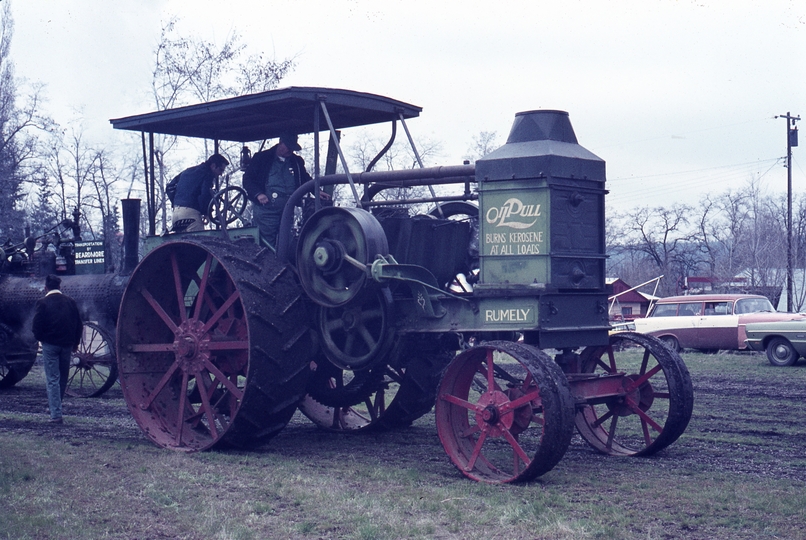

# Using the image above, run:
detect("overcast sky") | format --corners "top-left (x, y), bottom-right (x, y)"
top-left (9, 0), bottom-right (806, 212)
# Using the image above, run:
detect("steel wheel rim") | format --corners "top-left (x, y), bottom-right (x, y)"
top-left (574, 332), bottom-right (694, 457)
top-left (66, 321), bottom-right (117, 398)
top-left (118, 241), bottom-right (250, 451)
top-left (435, 341), bottom-right (574, 483)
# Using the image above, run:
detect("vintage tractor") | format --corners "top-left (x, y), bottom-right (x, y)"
top-left (111, 87), bottom-right (693, 483)
top-left (0, 204), bottom-right (139, 396)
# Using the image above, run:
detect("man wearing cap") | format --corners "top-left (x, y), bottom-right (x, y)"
top-left (243, 133), bottom-right (312, 248)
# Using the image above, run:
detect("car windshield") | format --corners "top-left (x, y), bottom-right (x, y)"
top-left (735, 298), bottom-right (775, 314)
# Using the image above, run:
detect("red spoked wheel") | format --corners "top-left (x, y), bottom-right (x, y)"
top-left (66, 321), bottom-right (117, 398)
top-left (117, 236), bottom-right (314, 451)
top-left (573, 331), bottom-right (693, 456)
top-left (435, 341), bottom-right (575, 483)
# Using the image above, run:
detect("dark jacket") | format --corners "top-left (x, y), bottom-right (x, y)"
top-left (242, 145), bottom-right (312, 203)
top-left (173, 163), bottom-right (216, 212)
top-left (32, 291), bottom-right (83, 348)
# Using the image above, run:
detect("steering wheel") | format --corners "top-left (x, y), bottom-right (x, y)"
top-left (207, 186), bottom-right (249, 227)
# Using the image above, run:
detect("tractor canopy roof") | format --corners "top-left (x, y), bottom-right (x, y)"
top-left (109, 86), bottom-right (422, 142)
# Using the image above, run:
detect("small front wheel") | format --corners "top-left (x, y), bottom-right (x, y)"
top-left (766, 337), bottom-right (799, 367)
top-left (574, 332), bottom-right (694, 457)
top-left (435, 341), bottom-right (575, 483)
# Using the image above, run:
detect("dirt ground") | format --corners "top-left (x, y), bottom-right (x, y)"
top-left (2, 355), bottom-right (805, 483)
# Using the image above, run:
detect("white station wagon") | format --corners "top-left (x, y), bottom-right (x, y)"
top-left (632, 294), bottom-right (806, 353)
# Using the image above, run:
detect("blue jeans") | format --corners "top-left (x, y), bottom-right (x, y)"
top-left (252, 198), bottom-right (287, 249)
top-left (41, 342), bottom-right (71, 420)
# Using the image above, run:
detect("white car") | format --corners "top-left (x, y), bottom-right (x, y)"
top-left (633, 294), bottom-right (806, 353)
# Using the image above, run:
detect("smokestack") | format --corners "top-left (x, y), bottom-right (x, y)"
top-left (121, 199), bottom-right (141, 274)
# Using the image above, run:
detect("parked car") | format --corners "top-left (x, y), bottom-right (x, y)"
top-left (744, 319), bottom-right (806, 366)
top-left (632, 294), bottom-right (806, 353)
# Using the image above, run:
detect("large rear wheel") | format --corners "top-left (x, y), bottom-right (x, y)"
top-left (117, 236), bottom-right (315, 451)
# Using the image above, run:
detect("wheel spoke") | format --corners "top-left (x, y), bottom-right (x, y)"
top-left (170, 251), bottom-right (188, 323)
top-left (130, 342), bottom-right (176, 353)
top-left (206, 340), bottom-right (249, 351)
top-left (356, 323), bottom-right (377, 351)
top-left (174, 370), bottom-right (190, 446)
top-left (202, 359), bottom-right (244, 400)
top-left (201, 289), bottom-right (242, 333)
top-left (640, 347), bottom-right (651, 374)
top-left (500, 389), bottom-right (540, 413)
top-left (592, 407), bottom-right (614, 428)
top-left (465, 428), bottom-right (489, 472)
top-left (441, 392), bottom-right (483, 412)
top-left (606, 414), bottom-right (619, 451)
top-left (486, 350), bottom-right (495, 389)
top-left (625, 395), bottom-right (663, 433)
top-left (140, 288), bottom-right (180, 333)
top-left (193, 253), bottom-right (214, 320)
top-left (624, 364), bottom-right (662, 392)
top-left (194, 370), bottom-right (220, 440)
top-left (502, 428), bottom-right (532, 467)
top-left (141, 360), bottom-right (182, 410)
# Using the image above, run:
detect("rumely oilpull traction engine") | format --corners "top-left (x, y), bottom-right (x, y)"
top-left (0, 203), bottom-right (139, 396)
top-left (111, 87), bottom-right (694, 483)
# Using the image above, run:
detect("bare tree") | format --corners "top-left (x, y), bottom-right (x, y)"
top-left (0, 1), bottom-right (51, 240)
top-left (619, 205), bottom-right (695, 295)
top-left (464, 131), bottom-right (498, 163)
top-left (143, 18), bottom-right (295, 232)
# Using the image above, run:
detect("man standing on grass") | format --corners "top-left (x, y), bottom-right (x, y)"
top-left (32, 274), bottom-right (83, 424)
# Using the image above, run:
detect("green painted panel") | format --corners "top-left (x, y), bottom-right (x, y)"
top-left (479, 186), bottom-right (550, 284)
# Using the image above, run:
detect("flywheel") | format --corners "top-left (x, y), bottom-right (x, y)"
top-left (296, 207), bottom-right (388, 308)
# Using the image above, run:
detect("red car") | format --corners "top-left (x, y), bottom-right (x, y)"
top-left (632, 294), bottom-right (806, 353)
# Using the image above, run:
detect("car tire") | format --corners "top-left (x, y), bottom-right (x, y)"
top-left (659, 335), bottom-right (680, 353)
top-left (765, 337), bottom-right (799, 367)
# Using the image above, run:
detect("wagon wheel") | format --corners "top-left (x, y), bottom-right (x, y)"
top-left (317, 288), bottom-right (395, 370)
top-left (117, 236), bottom-right (315, 451)
top-left (66, 321), bottom-right (118, 398)
top-left (299, 340), bottom-right (454, 432)
top-left (435, 341), bottom-right (575, 483)
top-left (207, 186), bottom-right (249, 227)
top-left (574, 331), bottom-right (694, 457)
top-left (297, 207), bottom-right (388, 308)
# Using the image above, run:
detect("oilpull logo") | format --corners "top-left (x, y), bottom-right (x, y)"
top-left (485, 198), bottom-right (541, 229)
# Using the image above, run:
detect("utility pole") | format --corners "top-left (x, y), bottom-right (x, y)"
top-left (776, 112), bottom-right (800, 311)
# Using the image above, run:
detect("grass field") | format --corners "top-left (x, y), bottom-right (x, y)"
top-left (1, 350), bottom-right (805, 539)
